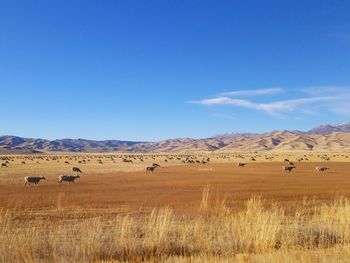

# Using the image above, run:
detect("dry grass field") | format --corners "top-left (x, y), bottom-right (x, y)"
top-left (1, 152), bottom-right (350, 262)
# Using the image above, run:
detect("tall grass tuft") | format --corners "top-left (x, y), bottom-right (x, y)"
top-left (2, 189), bottom-right (350, 262)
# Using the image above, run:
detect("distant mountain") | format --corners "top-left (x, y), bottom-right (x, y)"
top-left (308, 122), bottom-right (350, 134)
top-left (1, 122), bottom-right (350, 153)
top-left (211, 132), bottom-right (258, 140)
top-left (0, 136), bottom-right (143, 153)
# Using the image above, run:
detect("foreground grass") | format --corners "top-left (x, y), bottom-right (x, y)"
top-left (2, 190), bottom-right (350, 262)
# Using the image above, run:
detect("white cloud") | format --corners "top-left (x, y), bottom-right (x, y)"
top-left (190, 96), bottom-right (338, 115)
top-left (302, 86), bottom-right (350, 96)
top-left (302, 87), bottom-right (350, 116)
top-left (258, 96), bottom-right (337, 113)
top-left (189, 86), bottom-right (350, 117)
top-left (221, 88), bottom-right (283, 97)
top-left (190, 97), bottom-right (258, 108)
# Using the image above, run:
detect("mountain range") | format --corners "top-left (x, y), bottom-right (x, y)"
top-left (1, 122), bottom-right (350, 154)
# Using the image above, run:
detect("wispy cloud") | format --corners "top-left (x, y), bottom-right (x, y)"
top-left (191, 97), bottom-right (257, 108)
top-left (190, 96), bottom-right (337, 114)
top-left (302, 86), bottom-right (349, 96)
top-left (258, 96), bottom-right (337, 114)
top-left (189, 86), bottom-right (350, 116)
top-left (302, 87), bottom-right (350, 116)
top-left (221, 88), bottom-right (282, 97)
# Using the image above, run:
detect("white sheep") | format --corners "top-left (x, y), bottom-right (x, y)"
top-left (24, 176), bottom-right (46, 186)
top-left (58, 175), bottom-right (80, 184)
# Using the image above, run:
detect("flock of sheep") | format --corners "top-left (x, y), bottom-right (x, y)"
top-left (24, 163), bottom-right (164, 186)
top-left (280, 159), bottom-right (330, 173)
top-left (1, 152), bottom-right (344, 186)
top-left (238, 159), bottom-right (331, 173)
top-left (24, 167), bottom-right (82, 186)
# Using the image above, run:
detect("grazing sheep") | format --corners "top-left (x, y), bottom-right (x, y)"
top-left (237, 162), bottom-right (247, 167)
top-left (24, 176), bottom-right (46, 186)
top-left (315, 166), bottom-right (329, 172)
top-left (58, 175), bottom-right (80, 184)
top-left (146, 166), bottom-right (157, 173)
top-left (282, 165), bottom-right (295, 172)
top-left (72, 167), bottom-right (82, 173)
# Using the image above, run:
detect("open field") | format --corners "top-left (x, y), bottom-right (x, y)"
top-left (1, 152), bottom-right (350, 262)
top-left (2, 160), bottom-right (350, 212)
top-left (1, 152), bottom-right (350, 212)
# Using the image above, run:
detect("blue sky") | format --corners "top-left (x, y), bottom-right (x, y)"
top-left (1, 1), bottom-right (350, 141)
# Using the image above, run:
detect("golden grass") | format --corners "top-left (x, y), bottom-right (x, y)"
top-left (2, 188), bottom-right (350, 263)
top-left (2, 153), bottom-right (350, 262)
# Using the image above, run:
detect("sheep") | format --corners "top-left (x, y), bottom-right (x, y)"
top-left (315, 166), bottom-right (329, 172)
top-left (24, 176), bottom-right (46, 186)
top-left (282, 165), bottom-right (295, 172)
top-left (58, 175), bottom-right (80, 184)
top-left (146, 166), bottom-right (157, 173)
top-left (72, 167), bottom-right (82, 173)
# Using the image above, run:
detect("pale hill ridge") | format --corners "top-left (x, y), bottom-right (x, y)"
top-left (307, 122), bottom-right (350, 134)
top-left (1, 122), bottom-right (350, 153)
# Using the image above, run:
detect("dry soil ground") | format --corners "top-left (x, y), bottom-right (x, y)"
top-left (1, 154), bottom-right (350, 215)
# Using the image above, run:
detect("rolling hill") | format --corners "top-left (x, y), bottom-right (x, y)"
top-left (1, 122), bottom-right (350, 153)
top-left (307, 122), bottom-right (350, 134)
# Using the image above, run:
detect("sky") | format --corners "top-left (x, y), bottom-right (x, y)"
top-left (1, 0), bottom-right (350, 141)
